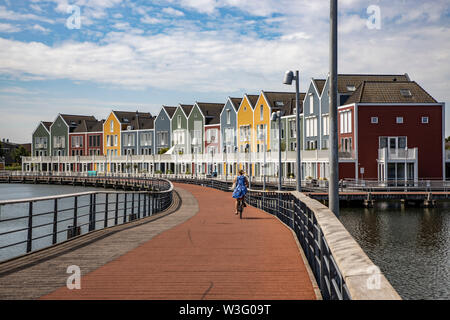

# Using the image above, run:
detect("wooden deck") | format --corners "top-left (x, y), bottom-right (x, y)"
top-left (0, 183), bottom-right (318, 300)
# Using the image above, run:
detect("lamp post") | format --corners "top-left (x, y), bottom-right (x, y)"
top-left (272, 111), bottom-right (284, 191)
top-left (235, 146), bottom-right (239, 177)
top-left (245, 143), bottom-right (251, 189)
top-left (329, 0), bottom-right (339, 218)
top-left (258, 130), bottom-right (266, 191)
top-left (283, 70), bottom-right (301, 192)
top-left (223, 146), bottom-right (227, 181)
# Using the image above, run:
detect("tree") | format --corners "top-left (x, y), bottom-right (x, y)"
top-left (158, 147), bottom-right (169, 155)
top-left (12, 145), bottom-right (29, 164)
top-left (446, 136), bottom-right (450, 143)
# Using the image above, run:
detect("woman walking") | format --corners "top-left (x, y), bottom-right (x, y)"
top-left (232, 170), bottom-right (249, 215)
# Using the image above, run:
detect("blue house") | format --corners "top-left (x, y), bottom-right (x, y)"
top-left (155, 106), bottom-right (176, 154)
top-left (220, 97), bottom-right (241, 154)
top-left (118, 111), bottom-right (154, 156)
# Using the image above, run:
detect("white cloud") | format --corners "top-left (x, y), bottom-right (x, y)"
top-left (0, 23), bottom-right (21, 33)
top-left (32, 24), bottom-right (51, 34)
top-left (0, 5), bottom-right (54, 24)
top-left (162, 7), bottom-right (184, 17)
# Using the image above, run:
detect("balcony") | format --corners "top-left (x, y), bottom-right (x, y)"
top-left (378, 148), bottom-right (417, 161)
top-left (35, 143), bottom-right (47, 149)
top-left (338, 149), bottom-right (356, 159)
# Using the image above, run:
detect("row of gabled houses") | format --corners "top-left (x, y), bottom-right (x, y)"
top-left (29, 73), bottom-right (448, 181)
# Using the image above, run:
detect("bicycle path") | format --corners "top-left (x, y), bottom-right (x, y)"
top-left (41, 183), bottom-right (318, 300)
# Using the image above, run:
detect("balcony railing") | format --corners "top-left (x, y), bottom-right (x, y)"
top-left (378, 148), bottom-right (417, 161)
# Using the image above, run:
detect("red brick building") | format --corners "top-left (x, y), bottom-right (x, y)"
top-left (338, 81), bottom-right (445, 181)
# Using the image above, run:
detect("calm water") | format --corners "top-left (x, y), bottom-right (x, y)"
top-left (0, 184), bottom-right (106, 262)
top-left (340, 202), bottom-right (450, 300)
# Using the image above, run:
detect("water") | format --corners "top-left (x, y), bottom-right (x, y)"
top-left (340, 202), bottom-right (450, 300)
top-left (0, 184), bottom-right (109, 262)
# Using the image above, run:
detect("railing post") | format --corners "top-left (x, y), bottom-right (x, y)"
top-left (73, 196), bottom-right (78, 232)
top-left (104, 193), bottom-right (109, 228)
top-left (26, 201), bottom-right (33, 253)
top-left (138, 193), bottom-right (141, 219)
top-left (143, 193), bottom-right (147, 217)
top-left (52, 198), bottom-right (58, 244)
top-left (115, 193), bottom-right (119, 225)
top-left (123, 193), bottom-right (127, 223)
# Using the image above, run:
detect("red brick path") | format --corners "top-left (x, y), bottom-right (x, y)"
top-left (42, 183), bottom-right (316, 300)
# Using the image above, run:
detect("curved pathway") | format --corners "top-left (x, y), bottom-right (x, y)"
top-left (0, 183), bottom-right (318, 300)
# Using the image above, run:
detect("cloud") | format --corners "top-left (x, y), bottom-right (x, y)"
top-left (162, 7), bottom-right (184, 17)
top-left (32, 24), bottom-right (51, 34)
top-left (0, 5), bottom-right (54, 23)
top-left (0, 22), bottom-right (21, 33)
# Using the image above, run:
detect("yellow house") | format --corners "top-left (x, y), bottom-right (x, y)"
top-left (103, 111), bottom-right (121, 159)
top-left (236, 94), bottom-right (258, 172)
top-left (253, 91), bottom-right (272, 152)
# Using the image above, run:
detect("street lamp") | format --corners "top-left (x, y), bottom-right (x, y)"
top-left (283, 70), bottom-right (301, 192)
top-left (258, 130), bottom-right (266, 191)
top-left (235, 146), bottom-right (239, 177)
top-left (223, 146), bottom-right (227, 181)
top-left (245, 143), bottom-right (251, 189)
top-left (271, 110), bottom-right (284, 191)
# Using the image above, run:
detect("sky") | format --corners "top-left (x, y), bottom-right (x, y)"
top-left (0, 0), bottom-right (449, 143)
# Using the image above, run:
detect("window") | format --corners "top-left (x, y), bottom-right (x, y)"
top-left (226, 110), bottom-right (231, 124)
top-left (400, 89), bottom-right (412, 97)
top-left (322, 115), bottom-right (329, 135)
top-left (421, 116), bottom-right (429, 124)
top-left (110, 120), bottom-right (114, 132)
top-left (339, 110), bottom-right (352, 133)
top-left (177, 115), bottom-right (182, 129)
top-left (114, 135), bottom-right (118, 146)
top-left (306, 118), bottom-right (317, 137)
top-left (347, 85), bottom-right (356, 92)
top-left (371, 117), bottom-right (378, 124)
top-left (309, 94), bottom-right (314, 114)
top-left (260, 105), bottom-right (264, 121)
top-left (396, 117), bottom-right (403, 124)
top-left (289, 120), bottom-right (296, 138)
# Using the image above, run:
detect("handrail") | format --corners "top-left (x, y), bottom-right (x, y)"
top-left (0, 177), bottom-right (174, 262)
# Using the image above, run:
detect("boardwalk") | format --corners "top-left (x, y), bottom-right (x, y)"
top-left (0, 183), bottom-right (318, 300)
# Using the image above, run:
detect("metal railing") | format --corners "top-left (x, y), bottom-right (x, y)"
top-left (246, 190), bottom-right (350, 300)
top-left (166, 177), bottom-right (400, 300)
top-left (342, 178), bottom-right (450, 192)
top-left (0, 179), bottom-right (173, 263)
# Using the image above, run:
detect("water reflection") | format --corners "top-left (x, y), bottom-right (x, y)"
top-left (340, 201), bottom-right (450, 300)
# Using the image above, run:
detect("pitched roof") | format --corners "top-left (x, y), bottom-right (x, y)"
top-left (112, 111), bottom-right (153, 130)
top-left (180, 104), bottom-right (193, 116)
top-left (73, 119), bottom-right (104, 133)
top-left (162, 106), bottom-right (177, 118)
top-left (344, 81), bottom-right (437, 104)
top-left (337, 74), bottom-right (410, 94)
top-left (246, 94), bottom-right (259, 108)
top-left (42, 121), bottom-right (52, 131)
top-left (312, 79), bottom-right (326, 95)
top-left (60, 114), bottom-right (97, 132)
top-left (229, 97), bottom-right (243, 111)
top-left (262, 91), bottom-right (306, 116)
top-left (196, 102), bottom-right (224, 125)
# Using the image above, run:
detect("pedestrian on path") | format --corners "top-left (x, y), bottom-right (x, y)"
top-left (232, 169), bottom-right (249, 214)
